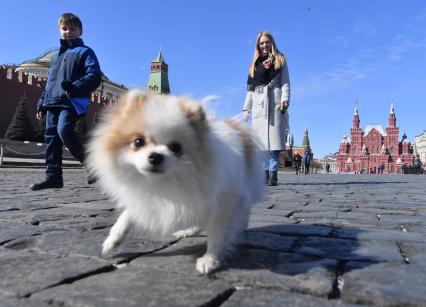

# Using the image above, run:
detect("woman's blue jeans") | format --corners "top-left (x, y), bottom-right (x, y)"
top-left (264, 150), bottom-right (280, 171)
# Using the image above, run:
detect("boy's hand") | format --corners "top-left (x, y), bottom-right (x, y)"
top-left (36, 112), bottom-right (44, 120)
top-left (61, 80), bottom-right (76, 92)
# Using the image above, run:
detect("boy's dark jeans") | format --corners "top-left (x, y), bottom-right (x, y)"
top-left (45, 108), bottom-right (84, 182)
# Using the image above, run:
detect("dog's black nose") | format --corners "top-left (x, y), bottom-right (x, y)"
top-left (148, 152), bottom-right (164, 166)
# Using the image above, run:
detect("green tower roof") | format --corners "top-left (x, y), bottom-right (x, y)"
top-left (147, 50), bottom-right (170, 94)
top-left (301, 127), bottom-right (310, 147)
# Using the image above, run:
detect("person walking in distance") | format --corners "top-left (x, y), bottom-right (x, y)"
top-left (293, 151), bottom-right (302, 175)
top-left (303, 149), bottom-right (312, 175)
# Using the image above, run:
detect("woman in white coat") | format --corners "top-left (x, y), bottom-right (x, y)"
top-left (243, 31), bottom-right (290, 186)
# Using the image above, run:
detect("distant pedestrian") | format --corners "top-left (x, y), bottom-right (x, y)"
top-left (31, 13), bottom-right (102, 190)
top-left (303, 149), bottom-right (312, 175)
top-left (242, 31), bottom-right (290, 186)
top-left (293, 151), bottom-right (302, 175)
top-left (413, 154), bottom-right (422, 175)
top-left (325, 163), bottom-right (330, 173)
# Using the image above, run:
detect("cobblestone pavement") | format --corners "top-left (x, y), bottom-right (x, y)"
top-left (1, 168), bottom-right (426, 306)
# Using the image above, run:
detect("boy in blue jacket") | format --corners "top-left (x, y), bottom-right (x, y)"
top-left (31, 13), bottom-right (102, 190)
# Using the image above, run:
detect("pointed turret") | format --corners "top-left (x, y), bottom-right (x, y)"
top-left (388, 101), bottom-right (396, 127)
top-left (339, 133), bottom-right (349, 154)
top-left (353, 102), bottom-right (360, 129)
top-left (341, 134), bottom-right (348, 144)
top-left (155, 49), bottom-right (165, 62)
top-left (401, 131), bottom-right (407, 141)
top-left (301, 127), bottom-right (310, 148)
top-left (147, 49), bottom-right (170, 94)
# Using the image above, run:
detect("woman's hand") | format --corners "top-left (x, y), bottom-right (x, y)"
top-left (281, 101), bottom-right (289, 109)
top-left (243, 110), bottom-right (250, 121)
top-left (262, 58), bottom-right (272, 69)
top-left (36, 111), bottom-right (44, 120)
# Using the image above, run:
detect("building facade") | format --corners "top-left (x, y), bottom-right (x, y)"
top-left (321, 153), bottom-right (338, 173)
top-left (336, 104), bottom-right (414, 174)
top-left (413, 130), bottom-right (426, 164)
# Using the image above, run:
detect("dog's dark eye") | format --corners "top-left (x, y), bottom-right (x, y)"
top-left (168, 142), bottom-right (183, 156)
top-left (133, 137), bottom-right (145, 149)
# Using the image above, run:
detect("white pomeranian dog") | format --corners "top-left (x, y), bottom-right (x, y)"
top-left (86, 90), bottom-right (265, 274)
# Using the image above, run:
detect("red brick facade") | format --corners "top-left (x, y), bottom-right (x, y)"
top-left (0, 66), bottom-right (113, 138)
top-left (336, 105), bottom-right (414, 174)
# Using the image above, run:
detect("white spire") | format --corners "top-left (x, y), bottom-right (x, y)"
top-left (390, 100), bottom-right (395, 114)
top-left (341, 134), bottom-right (347, 144)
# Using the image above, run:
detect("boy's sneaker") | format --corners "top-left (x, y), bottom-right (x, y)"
top-left (87, 173), bottom-right (97, 185)
top-left (30, 180), bottom-right (63, 190)
top-left (85, 168), bottom-right (97, 185)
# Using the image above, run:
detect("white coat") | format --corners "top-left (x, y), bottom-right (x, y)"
top-left (243, 62), bottom-right (290, 151)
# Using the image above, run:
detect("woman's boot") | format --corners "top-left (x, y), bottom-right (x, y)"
top-left (269, 171), bottom-right (278, 186)
top-left (265, 170), bottom-right (270, 184)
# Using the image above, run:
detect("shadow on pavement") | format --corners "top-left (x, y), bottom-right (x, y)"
top-left (115, 223), bottom-right (379, 279)
top-left (284, 181), bottom-right (405, 186)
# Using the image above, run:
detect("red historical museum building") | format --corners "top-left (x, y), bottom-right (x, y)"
top-left (336, 104), bottom-right (414, 174)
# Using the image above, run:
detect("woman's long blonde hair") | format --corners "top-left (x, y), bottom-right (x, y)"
top-left (249, 31), bottom-right (286, 78)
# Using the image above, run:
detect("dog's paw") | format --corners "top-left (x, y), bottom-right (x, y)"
top-left (102, 236), bottom-right (118, 256)
top-left (173, 226), bottom-right (200, 239)
top-left (196, 254), bottom-right (220, 274)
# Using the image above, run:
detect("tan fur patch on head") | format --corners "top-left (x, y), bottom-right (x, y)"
top-left (178, 98), bottom-right (206, 128)
top-left (100, 90), bottom-right (152, 155)
top-left (225, 119), bottom-right (254, 169)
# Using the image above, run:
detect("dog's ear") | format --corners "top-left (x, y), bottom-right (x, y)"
top-left (179, 99), bottom-right (206, 127)
top-left (116, 89), bottom-right (150, 116)
top-left (124, 89), bottom-right (150, 106)
top-left (128, 89), bottom-right (150, 102)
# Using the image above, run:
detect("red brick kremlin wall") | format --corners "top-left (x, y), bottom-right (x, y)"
top-left (0, 66), bottom-right (109, 138)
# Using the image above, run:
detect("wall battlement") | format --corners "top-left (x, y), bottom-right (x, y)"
top-left (0, 66), bottom-right (47, 89)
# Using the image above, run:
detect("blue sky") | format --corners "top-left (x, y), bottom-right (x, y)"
top-left (1, 0), bottom-right (426, 158)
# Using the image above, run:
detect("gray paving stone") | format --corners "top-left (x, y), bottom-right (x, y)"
top-left (0, 295), bottom-right (48, 307)
top-left (293, 237), bottom-right (402, 262)
top-left (222, 289), bottom-right (360, 307)
top-left (398, 242), bottom-right (426, 265)
top-left (341, 262), bottom-right (426, 306)
top-left (247, 223), bottom-right (334, 237)
top-left (30, 265), bottom-right (234, 307)
top-left (1, 168), bottom-right (426, 306)
top-left (0, 221), bottom-right (43, 245)
top-left (0, 248), bottom-right (112, 298)
top-left (217, 248), bottom-right (337, 297)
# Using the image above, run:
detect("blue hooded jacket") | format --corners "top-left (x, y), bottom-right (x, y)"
top-left (303, 151), bottom-right (312, 166)
top-left (37, 38), bottom-right (102, 114)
